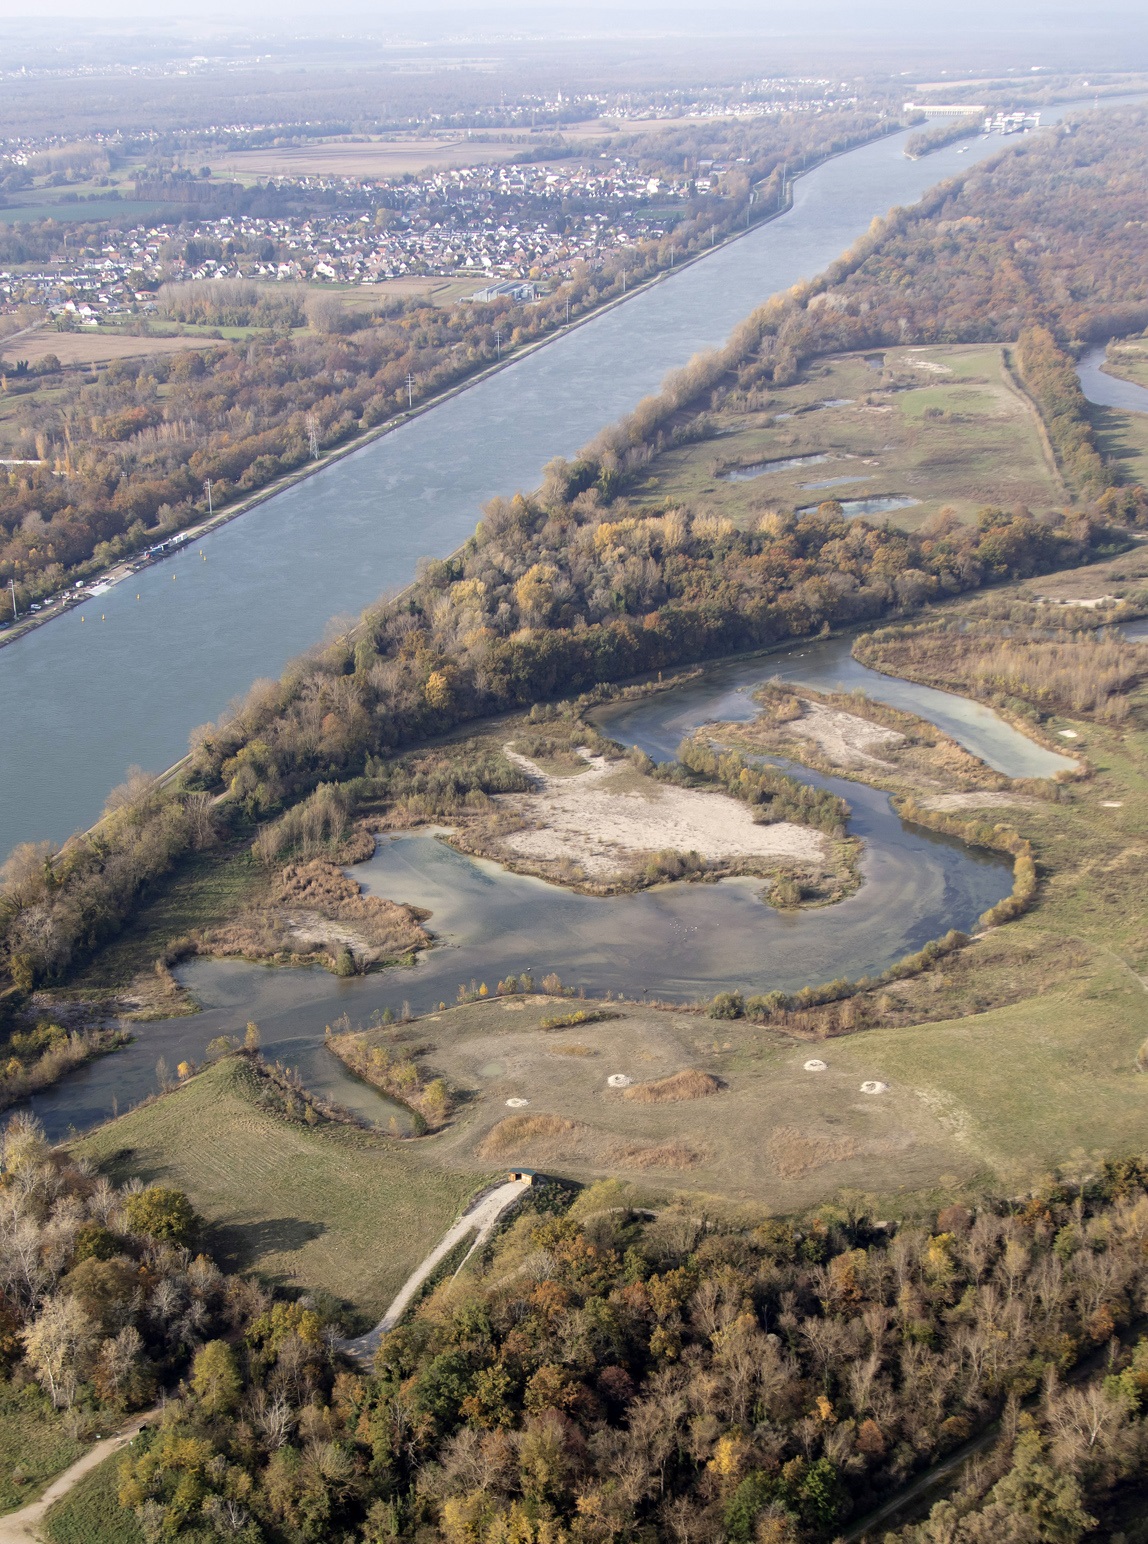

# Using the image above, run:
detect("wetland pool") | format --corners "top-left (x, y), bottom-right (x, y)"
top-left (22, 633), bottom-right (1066, 1142)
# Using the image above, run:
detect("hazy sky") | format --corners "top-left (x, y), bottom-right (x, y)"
top-left (2, 0), bottom-right (1145, 34)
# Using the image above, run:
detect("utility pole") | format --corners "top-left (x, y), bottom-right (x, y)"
top-left (8, 578), bottom-right (15, 622)
top-left (203, 478), bottom-right (212, 516)
top-left (565, 296), bottom-right (571, 323)
top-left (495, 325), bottom-right (502, 359)
top-left (710, 224), bottom-right (716, 247)
top-left (406, 372), bottom-right (414, 408)
top-left (306, 412), bottom-right (319, 460)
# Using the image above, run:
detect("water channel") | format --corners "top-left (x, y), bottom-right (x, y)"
top-left (1077, 344), bottom-right (1148, 415)
top-left (1, 97), bottom-right (1131, 860)
top-left (23, 630), bottom-right (1073, 1144)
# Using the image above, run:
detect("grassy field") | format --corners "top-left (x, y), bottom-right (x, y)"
top-left (0, 330), bottom-right (230, 371)
top-left (0, 199), bottom-right (167, 227)
top-left (42, 1451), bottom-right (144, 1544)
top-left (0, 1386), bottom-right (85, 1517)
top-left (1090, 400), bottom-right (1148, 488)
top-left (72, 1057), bottom-right (483, 1319)
top-left (319, 938), bottom-right (1148, 1215)
top-left (1105, 338), bottom-right (1148, 390)
top-left (631, 344), bottom-right (1062, 529)
top-left (217, 134), bottom-right (535, 180)
top-left (58, 844), bottom-right (265, 1013)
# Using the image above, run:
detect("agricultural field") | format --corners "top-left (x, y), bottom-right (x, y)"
top-left (210, 116), bottom-right (707, 181)
top-left (0, 198), bottom-right (166, 227)
top-left (72, 1056), bottom-right (481, 1320)
top-left (632, 343), bottom-right (1063, 528)
top-left (0, 328), bottom-right (230, 371)
top-left (215, 134), bottom-right (538, 181)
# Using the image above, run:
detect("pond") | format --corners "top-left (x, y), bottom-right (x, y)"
top-left (719, 454), bottom-right (830, 481)
top-left (798, 495), bottom-right (920, 518)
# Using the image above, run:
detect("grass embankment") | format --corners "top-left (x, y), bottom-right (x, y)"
top-left (59, 845), bottom-right (263, 1012)
top-left (72, 1056), bottom-right (480, 1319)
top-left (630, 343), bottom-right (1061, 529)
top-left (1105, 337), bottom-right (1148, 391)
top-left (1090, 399), bottom-right (1148, 489)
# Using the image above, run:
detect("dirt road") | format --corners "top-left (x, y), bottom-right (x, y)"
top-left (339, 1177), bottom-right (532, 1364)
top-left (0, 1407), bottom-right (156, 1543)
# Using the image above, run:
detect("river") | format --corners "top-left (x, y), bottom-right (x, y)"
top-left (20, 629), bottom-right (1067, 1144)
top-left (1077, 344), bottom-right (1148, 414)
top-left (0, 99), bottom-right (1126, 861)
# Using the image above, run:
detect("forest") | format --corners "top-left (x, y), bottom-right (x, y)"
top-left (2, 1099), bottom-right (1148, 1544)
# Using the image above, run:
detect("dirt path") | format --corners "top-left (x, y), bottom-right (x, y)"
top-left (0, 1407), bottom-right (157, 1542)
top-left (338, 1178), bottom-right (532, 1364)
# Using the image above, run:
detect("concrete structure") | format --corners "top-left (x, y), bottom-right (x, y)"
top-left (903, 102), bottom-right (987, 117)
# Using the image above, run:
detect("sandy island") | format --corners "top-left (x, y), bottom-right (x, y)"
top-left (492, 746), bottom-right (826, 880)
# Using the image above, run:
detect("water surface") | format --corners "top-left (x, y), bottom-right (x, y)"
top-left (596, 631), bottom-right (1076, 779)
top-left (1077, 345), bottom-right (1148, 414)
top-left (720, 453), bottom-right (829, 481)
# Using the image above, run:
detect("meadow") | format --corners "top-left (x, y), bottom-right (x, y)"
top-left (216, 134), bottom-right (539, 181)
top-left (1090, 398), bottom-right (1148, 488)
top-left (42, 1450), bottom-right (145, 1544)
top-left (631, 343), bottom-right (1062, 528)
top-left (1105, 336), bottom-right (1148, 391)
top-left (73, 1056), bottom-right (481, 1320)
top-left (0, 1385), bottom-right (85, 1517)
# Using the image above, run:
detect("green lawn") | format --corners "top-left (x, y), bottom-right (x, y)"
top-left (0, 200), bottom-right (168, 226)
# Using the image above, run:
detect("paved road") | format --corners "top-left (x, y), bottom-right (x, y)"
top-left (0, 1407), bottom-right (156, 1542)
top-left (339, 1178), bottom-right (532, 1364)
